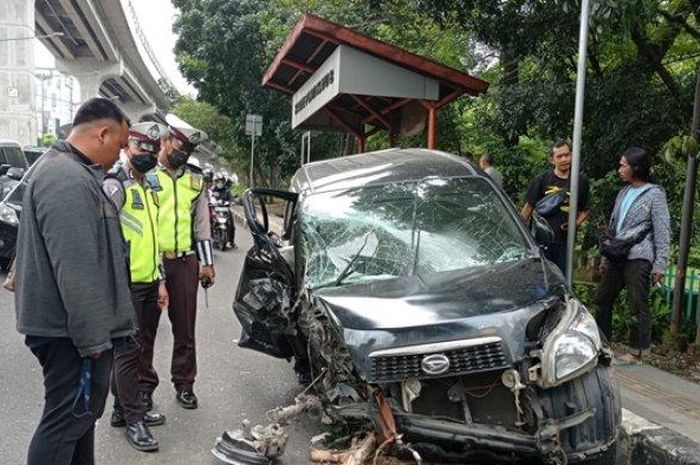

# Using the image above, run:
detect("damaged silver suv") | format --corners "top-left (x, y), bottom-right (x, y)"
top-left (219, 148), bottom-right (620, 465)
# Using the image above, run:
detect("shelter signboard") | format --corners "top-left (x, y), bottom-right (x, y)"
top-left (292, 45), bottom-right (439, 130)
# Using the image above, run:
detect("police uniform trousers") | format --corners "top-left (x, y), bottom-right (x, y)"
top-left (111, 282), bottom-right (159, 422)
top-left (139, 254), bottom-right (199, 393)
top-left (26, 337), bottom-right (113, 465)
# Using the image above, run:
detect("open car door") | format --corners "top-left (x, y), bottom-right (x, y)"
top-left (233, 188), bottom-right (299, 358)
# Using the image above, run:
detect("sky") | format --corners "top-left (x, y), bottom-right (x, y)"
top-left (34, 0), bottom-right (197, 96)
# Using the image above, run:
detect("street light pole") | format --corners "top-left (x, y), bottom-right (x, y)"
top-left (565, 0), bottom-right (591, 288)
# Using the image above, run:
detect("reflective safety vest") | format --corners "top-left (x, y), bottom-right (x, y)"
top-left (152, 168), bottom-right (204, 253)
top-left (120, 179), bottom-right (160, 283)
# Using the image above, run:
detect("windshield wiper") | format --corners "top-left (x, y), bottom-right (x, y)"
top-left (334, 231), bottom-right (371, 287)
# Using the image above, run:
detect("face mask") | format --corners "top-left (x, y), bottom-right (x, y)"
top-left (169, 148), bottom-right (190, 168)
top-left (131, 153), bottom-right (158, 173)
top-left (216, 182), bottom-right (224, 189)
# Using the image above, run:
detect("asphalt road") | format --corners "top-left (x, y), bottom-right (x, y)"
top-left (0, 230), bottom-right (322, 465)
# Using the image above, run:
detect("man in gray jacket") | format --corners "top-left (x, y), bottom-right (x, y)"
top-left (14, 98), bottom-right (133, 465)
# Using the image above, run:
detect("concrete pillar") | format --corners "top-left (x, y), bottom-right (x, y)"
top-left (0, 0), bottom-right (37, 146)
top-left (56, 58), bottom-right (123, 103)
top-left (119, 101), bottom-right (156, 121)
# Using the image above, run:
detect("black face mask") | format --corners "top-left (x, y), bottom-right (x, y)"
top-left (169, 149), bottom-right (190, 168)
top-left (131, 153), bottom-right (158, 173)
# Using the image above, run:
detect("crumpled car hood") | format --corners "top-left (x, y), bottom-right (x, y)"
top-left (313, 258), bottom-right (563, 331)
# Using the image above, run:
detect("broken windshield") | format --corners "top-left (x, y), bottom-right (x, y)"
top-left (299, 177), bottom-right (531, 289)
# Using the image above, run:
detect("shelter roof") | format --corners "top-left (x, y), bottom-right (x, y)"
top-left (262, 14), bottom-right (489, 137)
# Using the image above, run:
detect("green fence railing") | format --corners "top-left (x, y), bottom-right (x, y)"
top-left (661, 267), bottom-right (700, 324)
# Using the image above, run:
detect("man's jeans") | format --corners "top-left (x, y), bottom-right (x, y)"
top-left (595, 259), bottom-right (653, 355)
top-left (26, 337), bottom-right (113, 465)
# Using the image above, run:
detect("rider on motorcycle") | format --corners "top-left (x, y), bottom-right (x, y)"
top-left (209, 173), bottom-right (236, 249)
top-left (211, 173), bottom-right (233, 202)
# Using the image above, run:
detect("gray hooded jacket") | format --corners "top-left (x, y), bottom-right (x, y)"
top-left (608, 183), bottom-right (671, 274)
top-left (14, 142), bottom-right (134, 356)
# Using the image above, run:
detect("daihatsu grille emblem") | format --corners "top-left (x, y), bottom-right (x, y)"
top-left (421, 354), bottom-right (450, 375)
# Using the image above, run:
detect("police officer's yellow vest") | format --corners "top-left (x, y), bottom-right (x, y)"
top-left (120, 179), bottom-right (160, 283)
top-left (154, 168), bottom-right (204, 253)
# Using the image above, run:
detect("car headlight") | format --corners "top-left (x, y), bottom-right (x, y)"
top-left (540, 297), bottom-right (602, 387)
top-left (0, 203), bottom-right (18, 226)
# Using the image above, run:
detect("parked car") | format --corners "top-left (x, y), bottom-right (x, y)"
top-left (0, 139), bottom-right (28, 193)
top-left (219, 148), bottom-right (620, 465)
top-left (0, 155), bottom-right (33, 272)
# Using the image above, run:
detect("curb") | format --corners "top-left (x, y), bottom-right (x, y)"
top-left (620, 409), bottom-right (700, 465)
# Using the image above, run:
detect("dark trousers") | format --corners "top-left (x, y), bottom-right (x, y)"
top-left (26, 337), bottom-right (113, 465)
top-left (544, 242), bottom-right (567, 275)
top-left (111, 282), bottom-right (159, 422)
top-left (595, 258), bottom-right (652, 354)
top-left (139, 255), bottom-right (199, 393)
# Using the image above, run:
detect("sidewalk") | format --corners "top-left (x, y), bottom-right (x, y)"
top-left (616, 360), bottom-right (700, 442)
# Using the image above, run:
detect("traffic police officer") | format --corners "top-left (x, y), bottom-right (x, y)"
top-left (103, 122), bottom-right (170, 451)
top-left (138, 114), bottom-right (214, 410)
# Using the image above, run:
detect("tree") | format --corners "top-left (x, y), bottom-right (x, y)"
top-left (172, 0), bottom-right (481, 185)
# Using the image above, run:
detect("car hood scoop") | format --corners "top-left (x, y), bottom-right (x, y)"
top-left (313, 258), bottom-right (561, 331)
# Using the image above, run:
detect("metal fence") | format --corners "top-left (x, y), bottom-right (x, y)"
top-left (661, 267), bottom-right (700, 324)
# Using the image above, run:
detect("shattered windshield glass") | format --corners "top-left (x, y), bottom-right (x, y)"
top-left (300, 177), bottom-right (531, 289)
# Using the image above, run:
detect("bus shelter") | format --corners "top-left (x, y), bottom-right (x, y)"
top-left (263, 14), bottom-right (489, 152)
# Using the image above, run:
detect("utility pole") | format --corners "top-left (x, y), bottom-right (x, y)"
top-left (565, 0), bottom-right (591, 288)
top-left (670, 63), bottom-right (700, 341)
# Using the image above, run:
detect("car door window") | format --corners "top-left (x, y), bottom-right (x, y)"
top-left (3, 147), bottom-right (27, 168)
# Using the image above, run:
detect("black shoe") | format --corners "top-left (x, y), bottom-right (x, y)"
top-left (125, 422), bottom-right (159, 452)
top-left (139, 391), bottom-right (153, 411)
top-left (111, 409), bottom-right (166, 427)
top-left (175, 387), bottom-right (198, 409)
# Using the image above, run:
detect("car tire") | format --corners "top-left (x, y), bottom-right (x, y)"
top-left (537, 363), bottom-right (621, 462)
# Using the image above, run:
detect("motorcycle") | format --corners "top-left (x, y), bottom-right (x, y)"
top-left (210, 197), bottom-right (235, 251)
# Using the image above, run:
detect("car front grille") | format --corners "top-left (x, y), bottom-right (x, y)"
top-left (368, 338), bottom-right (509, 383)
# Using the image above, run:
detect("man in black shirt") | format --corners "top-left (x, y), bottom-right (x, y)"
top-left (520, 140), bottom-right (590, 273)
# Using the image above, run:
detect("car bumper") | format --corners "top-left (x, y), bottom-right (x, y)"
top-left (398, 409), bottom-right (613, 462)
top-left (395, 364), bottom-right (621, 463)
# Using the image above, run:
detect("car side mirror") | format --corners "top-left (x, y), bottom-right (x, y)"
top-left (531, 212), bottom-right (554, 248)
top-left (6, 167), bottom-right (24, 180)
top-left (0, 164), bottom-right (10, 176)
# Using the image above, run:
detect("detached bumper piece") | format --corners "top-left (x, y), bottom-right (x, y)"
top-left (212, 431), bottom-right (271, 465)
top-left (212, 424), bottom-right (287, 465)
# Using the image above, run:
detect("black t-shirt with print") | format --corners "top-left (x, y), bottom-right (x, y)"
top-left (525, 171), bottom-right (590, 244)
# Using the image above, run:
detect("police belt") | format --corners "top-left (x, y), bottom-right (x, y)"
top-left (162, 250), bottom-right (196, 260)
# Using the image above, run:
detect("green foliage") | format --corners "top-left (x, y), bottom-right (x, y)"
top-left (38, 133), bottom-right (57, 147)
top-left (172, 0), bottom-right (700, 284)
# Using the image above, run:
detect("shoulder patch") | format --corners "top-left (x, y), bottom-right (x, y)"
top-left (105, 166), bottom-right (129, 183)
top-left (190, 174), bottom-right (203, 191)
